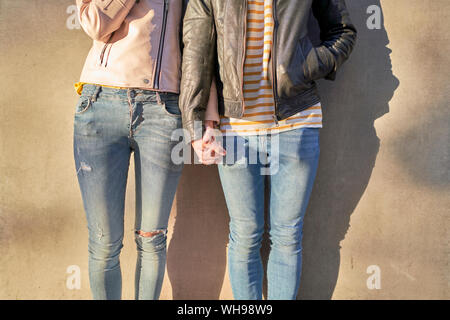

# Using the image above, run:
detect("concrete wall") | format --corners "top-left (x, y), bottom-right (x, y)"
top-left (0, 0), bottom-right (448, 299)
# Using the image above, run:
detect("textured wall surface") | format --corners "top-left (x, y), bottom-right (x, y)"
top-left (0, 0), bottom-right (448, 299)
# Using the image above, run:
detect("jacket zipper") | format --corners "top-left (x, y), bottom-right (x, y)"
top-left (154, 0), bottom-right (169, 89)
top-left (271, 0), bottom-right (279, 125)
top-left (239, 0), bottom-right (248, 117)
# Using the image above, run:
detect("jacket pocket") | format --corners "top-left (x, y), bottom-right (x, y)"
top-left (300, 36), bottom-right (335, 82)
top-left (101, 0), bottom-right (124, 20)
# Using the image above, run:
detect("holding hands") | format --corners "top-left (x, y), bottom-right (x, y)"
top-left (191, 120), bottom-right (226, 165)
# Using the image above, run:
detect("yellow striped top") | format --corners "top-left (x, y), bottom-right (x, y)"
top-left (219, 0), bottom-right (323, 136)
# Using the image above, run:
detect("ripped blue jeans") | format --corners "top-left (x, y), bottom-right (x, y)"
top-left (73, 84), bottom-right (183, 300)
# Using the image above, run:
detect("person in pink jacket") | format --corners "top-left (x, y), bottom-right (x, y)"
top-left (73, 0), bottom-right (190, 300)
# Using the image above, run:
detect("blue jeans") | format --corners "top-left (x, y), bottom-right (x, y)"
top-left (73, 84), bottom-right (183, 300)
top-left (218, 128), bottom-right (320, 300)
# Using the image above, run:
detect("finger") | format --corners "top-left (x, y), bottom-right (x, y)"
top-left (202, 128), bottom-right (215, 145)
top-left (201, 146), bottom-right (222, 163)
top-left (201, 153), bottom-right (220, 164)
top-left (211, 143), bottom-right (226, 156)
top-left (203, 126), bottom-right (222, 144)
top-left (199, 149), bottom-right (218, 165)
top-left (204, 140), bottom-right (226, 157)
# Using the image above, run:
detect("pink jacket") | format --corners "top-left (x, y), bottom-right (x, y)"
top-left (77, 0), bottom-right (183, 93)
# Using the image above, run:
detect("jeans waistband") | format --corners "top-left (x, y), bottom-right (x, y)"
top-left (81, 84), bottom-right (179, 103)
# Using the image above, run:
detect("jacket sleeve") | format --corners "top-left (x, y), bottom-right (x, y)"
top-left (204, 78), bottom-right (220, 123)
top-left (76, 0), bottom-right (136, 42)
top-left (179, 0), bottom-right (216, 141)
top-left (312, 0), bottom-right (357, 80)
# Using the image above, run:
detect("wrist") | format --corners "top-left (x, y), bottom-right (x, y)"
top-left (205, 120), bottom-right (218, 129)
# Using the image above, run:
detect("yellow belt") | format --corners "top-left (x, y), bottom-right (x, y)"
top-left (74, 82), bottom-right (129, 95)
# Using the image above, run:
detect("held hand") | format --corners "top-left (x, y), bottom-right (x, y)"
top-left (191, 120), bottom-right (226, 165)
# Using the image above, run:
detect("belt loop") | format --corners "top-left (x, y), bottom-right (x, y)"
top-left (156, 91), bottom-right (162, 105)
top-left (91, 85), bottom-right (101, 102)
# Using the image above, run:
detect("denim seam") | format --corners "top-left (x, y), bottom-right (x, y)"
top-left (127, 89), bottom-right (134, 139)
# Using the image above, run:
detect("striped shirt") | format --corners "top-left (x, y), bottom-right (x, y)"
top-left (219, 0), bottom-right (323, 136)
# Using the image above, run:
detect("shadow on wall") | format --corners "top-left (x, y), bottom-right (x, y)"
top-left (167, 164), bottom-right (229, 299)
top-left (167, 0), bottom-right (399, 299)
top-left (296, 0), bottom-right (399, 299)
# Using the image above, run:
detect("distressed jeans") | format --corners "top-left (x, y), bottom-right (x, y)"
top-left (218, 128), bottom-right (320, 300)
top-left (73, 84), bottom-right (183, 300)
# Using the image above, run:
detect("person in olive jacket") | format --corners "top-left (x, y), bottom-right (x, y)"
top-left (180, 0), bottom-right (357, 299)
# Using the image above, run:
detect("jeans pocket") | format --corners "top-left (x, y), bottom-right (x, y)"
top-left (75, 96), bottom-right (92, 115)
top-left (162, 97), bottom-right (182, 117)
